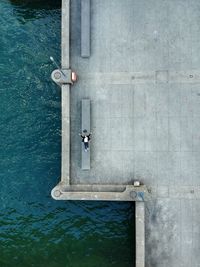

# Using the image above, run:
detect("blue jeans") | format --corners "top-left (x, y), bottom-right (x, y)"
top-left (84, 142), bottom-right (89, 150)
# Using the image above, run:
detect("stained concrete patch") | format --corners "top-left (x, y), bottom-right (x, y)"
top-left (156, 70), bottom-right (169, 83)
top-left (145, 199), bottom-right (181, 267)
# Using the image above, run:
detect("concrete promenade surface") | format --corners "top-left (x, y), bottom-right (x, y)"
top-left (70, 0), bottom-right (200, 266)
top-left (53, 0), bottom-right (200, 266)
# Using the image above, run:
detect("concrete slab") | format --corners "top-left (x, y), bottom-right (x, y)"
top-left (136, 202), bottom-right (145, 267)
top-left (53, 0), bottom-right (200, 266)
top-left (51, 184), bottom-right (148, 201)
top-left (81, 99), bottom-right (90, 170)
top-left (61, 0), bottom-right (70, 69)
top-left (69, 1), bottom-right (200, 266)
top-left (61, 85), bottom-right (70, 185)
top-left (81, 0), bottom-right (91, 57)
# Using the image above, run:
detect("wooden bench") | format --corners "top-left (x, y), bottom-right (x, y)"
top-left (81, 99), bottom-right (91, 170)
top-left (81, 0), bottom-right (91, 58)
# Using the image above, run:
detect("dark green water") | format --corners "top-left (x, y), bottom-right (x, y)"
top-left (0, 1), bottom-right (134, 266)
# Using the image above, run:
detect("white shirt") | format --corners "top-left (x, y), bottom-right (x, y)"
top-left (84, 136), bottom-right (88, 142)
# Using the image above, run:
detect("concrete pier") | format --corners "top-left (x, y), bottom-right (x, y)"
top-left (61, 0), bottom-right (70, 185)
top-left (51, 1), bottom-right (146, 266)
top-left (51, 0), bottom-right (147, 202)
top-left (51, 0), bottom-right (200, 266)
top-left (136, 202), bottom-right (145, 267)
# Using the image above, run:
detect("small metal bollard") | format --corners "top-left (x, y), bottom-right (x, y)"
top-left (51, 69), bottom-right (77, 86)
top-left (134, 181), bottom-right (141, 187)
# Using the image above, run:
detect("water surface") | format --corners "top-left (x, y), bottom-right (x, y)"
top-left (0, 1), bottom-right (134, 266)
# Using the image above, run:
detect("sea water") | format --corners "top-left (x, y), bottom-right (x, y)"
top-left (0, 1), bottom-right (134, 266)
